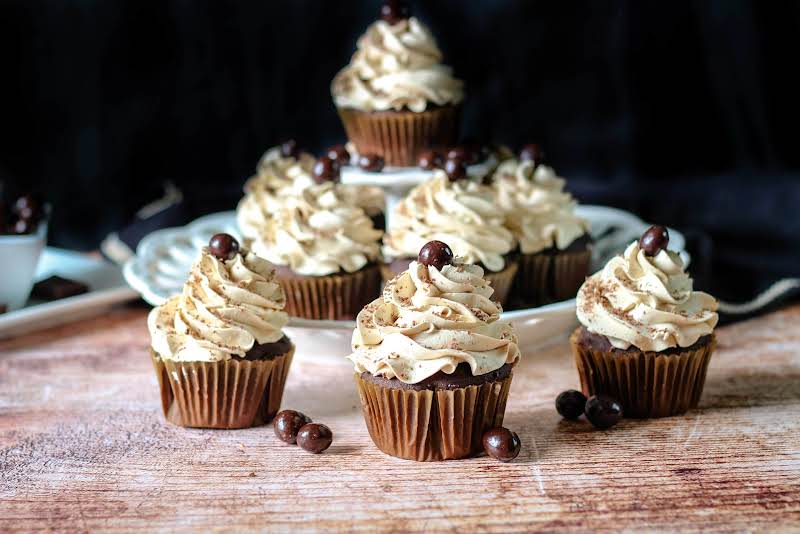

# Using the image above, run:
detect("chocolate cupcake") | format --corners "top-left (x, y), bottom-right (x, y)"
top-left (570, 227), bottom-right (719, 418)
top-left (148, 234), bottom-right (294, 429)
top-left (491, 158), bottom-right (592, 307)
top-left (383, 171), bottom-right (518, 306)
top-left (239, 179), bottom-right (383, 320)
top-left (238, 145), bottom-right (385, 233)
top-left (348, 241), bottom-right (521, 461)
top-left (331, 5), bottom-right (463, 167)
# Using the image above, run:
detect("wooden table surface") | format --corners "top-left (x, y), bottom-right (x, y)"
top-left (1, 303), bottom-right (799, 532)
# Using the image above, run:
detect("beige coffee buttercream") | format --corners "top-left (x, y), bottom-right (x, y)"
top-left (576, 241), bottom-right (718, 351)
top-left (492, 159), bottom-right (589, 254)
top-left (246, 182), bottom-right (383, 276)
top-left (148, 248), bottom-right (289, 362)
top-left (348, 260), bottom-right (520, 383)
top-left (384, 172), bottom-right (515, 272)
top-left (331, 17), bottom-right (464, 112)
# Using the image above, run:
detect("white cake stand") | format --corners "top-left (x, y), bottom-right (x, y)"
top-left (339, 156), bottom-right (497, 229)
top-left (123, 205), bottom-right (688, 363)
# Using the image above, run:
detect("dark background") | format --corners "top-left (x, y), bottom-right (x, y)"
top-left (1, 0), bottom-right (799, 303)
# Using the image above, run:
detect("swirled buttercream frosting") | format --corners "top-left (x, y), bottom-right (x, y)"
top-left (148, 247), bottom-right (289, 362)
top-left (384, 172), bottom-right (515, 272)
top-left (331, 17), bottom-right (464, 112)
top-left (576, 241), bottom-right (718, 352)
top-left (237, 147), bottom-right (315, 238)
top-left (244, 182), bottom-right (383, 276)
top-left (492, 159), bottom-right (589, 254)
top-left (348, 260), bottom-right (520, 383)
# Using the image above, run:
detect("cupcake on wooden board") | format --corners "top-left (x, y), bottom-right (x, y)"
top-left (349, 240), bottom-right (521, 461)
top-left (239, 164), bottom-right (383, 320)
top-left (148, 233), bottom-right (294, 429)
top-left (571, 226), bottom-right (719, 418)
top-left (383, 165), bottom-right (518, 305)
top-left (331, 0), bottom-right (463, 167)
top-left (490, 148), bottom-right (591, 306)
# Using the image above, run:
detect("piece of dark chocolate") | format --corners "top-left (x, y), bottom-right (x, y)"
top-left (31, 276), bottom-right (89, 300)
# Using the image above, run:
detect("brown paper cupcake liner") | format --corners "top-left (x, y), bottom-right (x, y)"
top-left (380, 260), bottom-right (519, 307)
top-left (354, 372), bottom-right (513, 461)
top-left (151, 346), bottom-right (295, 429)
top-left (570, 328), bottom-right (716, 418)
top-left (280, 265), bottom-right (381, 320)
top-left (515, 249), bottom-right (592, 307)
top-left (486, 260), bottom-right (519, 308)
top-left (337, 105), bottom-right (461, 167)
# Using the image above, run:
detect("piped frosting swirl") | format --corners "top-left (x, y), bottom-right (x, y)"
top-left (492, 159), bottom-right (589, 254)
top-left (348, 260), bottom-right (520, 383)
top-left (148, 247), bottom-right (289, 362)
top-left (331, 17), bottom-right (464, 112)
top-left (384, 172), bottom-right (515, 272)
top-left (576, 241), bottom-right (718, 351)
top-left (245, 182), bottom-right (383, 276)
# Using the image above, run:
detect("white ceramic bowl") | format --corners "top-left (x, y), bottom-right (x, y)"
top-left (0, 221), bottom-right (48, 311)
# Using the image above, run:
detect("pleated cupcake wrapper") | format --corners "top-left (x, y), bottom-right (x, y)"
top-left (380, 260), bottom-right (519, 307)
top-left (337, 105), bottom-right (461, 167)
top-left (570, 329), bottom-right (716, 418)
top-left (354, 372), bottom-right (513, 461)
top-left (485, 261), bottom-right (518, 308)
top-left (515, 249), bottom-right (592, 306)
top-left (280, 265), bottom-right (381, 320)
top-left (151, 346), bottom-right (295, 429)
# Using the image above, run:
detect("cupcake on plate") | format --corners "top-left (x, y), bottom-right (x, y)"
top-left (148, 233), bottom-right (294, 429)
top-left (490, 153), bottom-right (591, 306)
top-left (238, 143), bottom-right (386, 232)
top-left (240, 168), bottom-right (383, 320)
top-left (383, 167), bottom-right (518, 305)
top-left (571, 226), bottom-right (719, 418)
top-left (238, 143), bottom-right (316, 235)
top-left (331, 1), bottom-right (463, 167)
top-left (349, 240), bottom-right (521, 461)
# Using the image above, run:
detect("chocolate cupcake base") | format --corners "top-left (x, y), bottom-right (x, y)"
top-left (337, 105), bottom-right (461, 167)
top-left (355, 363), bottom-right (514, 461)
top-left (381, 258), bottom-right (518, 307)
top-left (151, 340), bottom-right (295, 429)
top-left (571, 327), bottom-right (715, 418)
top-left (276, 264), bottom-right (381, 321)
top-left (513, 236), bottom-right (592, 308)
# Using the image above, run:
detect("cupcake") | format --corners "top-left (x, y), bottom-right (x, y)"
top-left (239, 170), bottom-right (383, 320)
top-left (383, 169), bottom-right (518, 305)
top-left (491, 156), bottom-right (591, 306)
top-left (148, 233), bottom-right (294, 429)
top-left (348, 240), bottom-right (521, 461)
top-left (238, 144), bottom-right (386, 232)
top-left (237, 144), bottom-right (316, 235)
top-left (571, 226), bottom-right (719, 418)
top-left (331, 1), bottom-right (463, 167)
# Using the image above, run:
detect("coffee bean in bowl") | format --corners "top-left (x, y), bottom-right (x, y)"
top-left (0, 193), bottom-right (50, 310)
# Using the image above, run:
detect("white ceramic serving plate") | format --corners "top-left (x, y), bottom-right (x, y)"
top-left (0, 248), bottom-right (139, 339)
top-left (123, 207), bottom-right (687, 362)
top-left (340, 159), bottom-right (496, 229)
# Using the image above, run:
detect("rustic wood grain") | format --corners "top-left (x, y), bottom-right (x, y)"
top-left (1, 304), bottom-right (799, 532)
